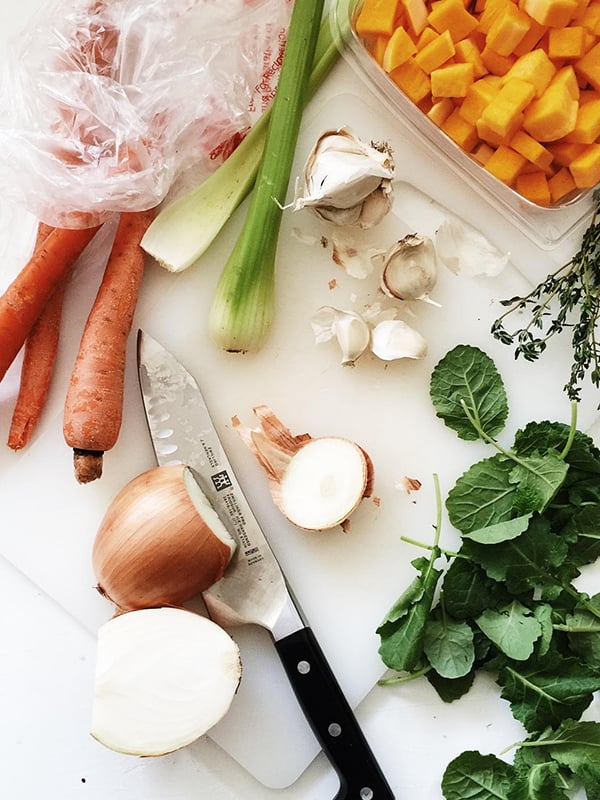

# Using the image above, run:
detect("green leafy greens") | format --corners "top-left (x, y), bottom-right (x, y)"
top-left (378, 344), bottom-right (600, 799)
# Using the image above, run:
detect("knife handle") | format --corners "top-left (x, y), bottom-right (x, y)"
top-left (275, 627), bottom-right (395, 800)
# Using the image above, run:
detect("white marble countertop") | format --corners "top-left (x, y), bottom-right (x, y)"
top-left (1, 2), bottom-right (599, 799)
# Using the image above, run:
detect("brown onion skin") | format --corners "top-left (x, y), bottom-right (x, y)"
top-left (92, 464), bottom-right (233, 612)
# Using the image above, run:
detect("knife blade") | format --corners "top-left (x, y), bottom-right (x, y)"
top-left (137, 329), bottom-right (395, 800)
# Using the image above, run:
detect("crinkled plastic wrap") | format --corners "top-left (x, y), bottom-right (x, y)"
top-left (0, 0), bottom-right (292, 227)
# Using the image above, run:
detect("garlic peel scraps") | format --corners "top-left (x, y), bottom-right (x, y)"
top-left (435, 215), bottom-right (510, 277)
top-left (233, 405), bottom-right (373, 531)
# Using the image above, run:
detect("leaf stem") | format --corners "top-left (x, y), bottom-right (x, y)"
top-left (377, 665), bottom-right (432, 686)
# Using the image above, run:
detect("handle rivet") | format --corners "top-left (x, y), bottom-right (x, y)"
top-left (297, 660), bottom-right (311, 675)
top-left (327, 722), bottom-right (342, 737)
top-left (360, 789), bottom-right (374, 800)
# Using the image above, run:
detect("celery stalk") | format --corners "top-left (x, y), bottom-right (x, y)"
top-left (209, 0), bottom-right (327, 352)
top-left (141, 17), bottom-right (339, 274)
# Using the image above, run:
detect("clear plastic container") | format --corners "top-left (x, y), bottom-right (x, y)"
top-left (329, 0), bottom-right (596, 249)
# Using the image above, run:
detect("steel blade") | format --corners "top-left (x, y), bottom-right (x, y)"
top-left (136, 330), bottom-right (303, 638)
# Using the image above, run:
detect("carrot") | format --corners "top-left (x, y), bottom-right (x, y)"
top-left (7, 223), bottom-right (69, 450)
top-left (0, 224), bottom-right (101, 384)
top-left (63, 209), bottom-right (155, 484)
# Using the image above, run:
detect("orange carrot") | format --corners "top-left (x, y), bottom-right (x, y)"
top-left (63, 208), bottom-right (155, 484)
top-left (0, 225), bottom-right (101, 384)
top-left (7, 223), bottom-right (69, 450)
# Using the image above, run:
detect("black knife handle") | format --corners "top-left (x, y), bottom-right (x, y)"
top-left (275, 627), bottom-right (395, 800)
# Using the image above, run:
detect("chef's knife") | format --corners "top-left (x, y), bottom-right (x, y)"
top-left (137, 330), bottom-right (395, 800)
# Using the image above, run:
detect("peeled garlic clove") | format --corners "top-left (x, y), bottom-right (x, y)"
top-left (92, 464), bottom-right (236, 612)
top-left (435, 215), bottom-right (510, 276)
top-left (311, 306), bottom-right (370, 365)
top-left (91, 607), bottom-right (241, 756)
top-left (381, 233), bottom-right (438, 303)
top-left (233, 406), bottom-right (373, 531)
top-left (371, 319), bottom-right (428, 361)
top-left (293, 128), bottom-right (394, 229)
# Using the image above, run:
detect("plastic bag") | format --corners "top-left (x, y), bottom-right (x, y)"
top-left (0, 0), bottom-right (292, 227)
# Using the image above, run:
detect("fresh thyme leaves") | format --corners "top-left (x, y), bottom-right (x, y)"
top-left (491, 197), bottom-right (600, 403)
top-left (378, 345), bottom-right (600, 800)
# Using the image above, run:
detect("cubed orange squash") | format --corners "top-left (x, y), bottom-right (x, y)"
top-left (522, 70), bottom-right (579, 140)
top-left (501, 48), bottom-right (556, 96)
top-left (427, 96), bottom-right (456, 124)
top-left (484, 144), bottom-right (528, 184)
top-left (513, 19), bottom-right (548, 55)
top-left (551, 64), bottom-right (581, 98)
top-left (575, 41), bottom-right (600, 90)
top-left (565, 97), bottom-right (600, 142)
top-left (521, 0), bottom-right (578, 27)
top-left (383, 26), bottom-right (419, 71)
top-left (548, 25), bottom-right (587, 56)
top-left (454, 36), bottom-right (489, 78)
top-left (481, 45), bottom-right (517, 75)
top-left (548, 165), bottom-right (578, 200)
top-left (459, 77), bottom-right (501, 123)
top-left (431, 61), bottom-right (475, 95)
top-left (509, 129), bottom-right (555, 168)
top-left (390, 57), bottom-right (433, 102)
top-left (415, 29), bottom-right (456, 71)
top-left (441, 107), bottom-right (481, 149)
top-left (428, 0), bottom-right (480, 40)
top-left (472, 140), bottom-right (496, 164)
top-left (569, 142), bottom-right (600, 186)
top-left (356, 0), bottom-right (400, 37)
top-left (547, 139), bottom-right (588, 164)
top-left (477, 0), bottom-right (512, 33)
top-left (478, 78), bottom-right (536, 138)
top-left (400, 0), bottom-right (430, 36)
top-left (487, 3), bottom-right (532, 56)
top-left (576, 0), bottom-right (600, 32)
top-left (416, 26), bottom-right (440, 48)
top-left (515, 170), bottom-right (552, 204)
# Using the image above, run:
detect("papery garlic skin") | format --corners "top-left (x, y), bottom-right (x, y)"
top-left (370, 319), bottom-right (428, 361)
top-left (311, 306), bottom-right (370, 365)
top-left (381, 234), bottom-right (438, 303)
top-left (435, 216), bottom-right (509, 277)
top-left (292, 128), bottom-right (395, 229)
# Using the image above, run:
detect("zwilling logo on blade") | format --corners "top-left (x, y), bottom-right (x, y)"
top-left (211, 470), bottom-right (233, 492)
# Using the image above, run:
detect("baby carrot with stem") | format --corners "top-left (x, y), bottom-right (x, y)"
top-left (63, 208), bottom-right (155, 484)
top-left (0, 224), bottom-right (101, 384)
top-left (7, 222), bottom-right (69, 450)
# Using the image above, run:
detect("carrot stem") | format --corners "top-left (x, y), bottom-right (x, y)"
top-left (0, 224), bottom-right (101, 383)
top-left (63, 209), bottom-right (155, 483)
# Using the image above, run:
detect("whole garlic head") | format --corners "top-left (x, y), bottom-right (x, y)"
top-left (292, 128), bottom-right (395, 229)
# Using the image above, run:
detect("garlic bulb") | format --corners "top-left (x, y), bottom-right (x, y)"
top-left (370, 319), bottom-right (428, 361)
top-left (311, 306), bottom-right (370, 365)
top-left (435, 215), bottom-right (510, 276)
top-left (233, 405), bottom-right (373, 532)
top-left (92, 464), bottom-right (237, 612)
top-left (292, 128), bottom-right (395, 228)
top-left (381, 234), bottom-right (439, 303)
top-left (91, 607), bottom-right (241, 756)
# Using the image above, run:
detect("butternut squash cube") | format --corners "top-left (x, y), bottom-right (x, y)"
top-left (416, 26), bottom-right (440, 48)
top-left (509, 129), bottom-right (555, 168)
top-left (441, 107), bottom-right (480, 149)
top-left (516, 170), bottom-right (552, 204)
top-left (565, 97), bottom-right (600, 142)
top-left (487, 4), bottom-right (532, 56)
top-left (390, 57), bottom-right (433, 102)
top-left (548, 25), bottom-right (587, 57)
top-left (478, 77), bottom-right (536, 138)
top-left (459, 77), bottom-right (501, 124)
top-left (502, 48), bottom-right (556, 96)
top-left (431, 62), bottom-right (475, 96)
top-left (575, 41), bottom-right (600, 90)
top-left (478, 0), bottom-right (512, 33)
top-left (383, 26), bottom-right (418, 71)
top-left (400, 0), bottom-right (430, 36)
top-left (521, 0), bottom-right (578, 27)
top-left (513, 19), bottom-right (548, 55)
top-left (577, 2), bottom-right (600, 34)
top-left (416, 29), bottom-right (456, 71)
top-left (356, 0), bottom-right (400, 37)
top-left (427, 96), bottom-right (456, 124)
top-left (548, 166), bottom-right (577, 200)
top-left (522, 69), bottom-right (579, 140)
top-left (428, 0), bottom-right (480, 40)
top-left (481, 45), bottom-right (517, 75)
top-left (485, 144), bottom-right (528, 184)
top-left (454, 37), bottom-right (489, 79)
top-left (547, 140), bottom-right (587, 164)
top-left (569, 142), bottom-right (600, 186)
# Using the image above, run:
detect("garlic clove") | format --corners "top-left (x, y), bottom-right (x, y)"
top-left (370, 319), bottom-right (428, 361)
top-left (92, 464), bottom-right (236, 612)
top-left (311, 306), bottom-right (370, 365)
top-left (380, 233), bottom-right (439, 303)
top-left (293, 127), bottom-right (394, 229)
top-left (91, 607), bottom-right (241, 757)
top-left (435, 215), bottom-right (510, 277)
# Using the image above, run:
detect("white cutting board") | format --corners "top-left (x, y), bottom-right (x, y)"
top-left (2, 41), bottom-right (600, 796)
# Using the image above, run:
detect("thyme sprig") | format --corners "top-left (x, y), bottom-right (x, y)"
top-left (491, 194), bottom-right (600, 402)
